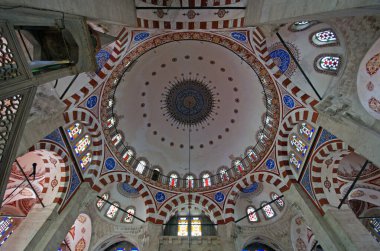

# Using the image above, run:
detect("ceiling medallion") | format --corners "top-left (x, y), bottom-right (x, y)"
top-left (161, 78), bottom-right (218, 128)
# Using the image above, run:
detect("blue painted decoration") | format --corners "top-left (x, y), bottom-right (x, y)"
top-left (134, 32), bottom-right (150, 42)
top-left (122, 183), bottom-right (139, 195)
top-left (214, 192), bottom-right (225, 203)
top-left (155, 192), bottom-right (166, 203)
top-left (44, 129), bottom-right (65, 149)
top-left (105, 157), bottom-right (116, 170)
top-left (242, 182), bottom-right (259, 193)
top-left (265, 159), bottom-right (275, 170)
top-left (95, 49), bottom-right (111, 72)
top-left (315, 129), bottom-right (337, 149)
top-left (86, 95), bottom-right (98, 109)
top-left (231, 32), bottom-right (247, 42)
top-left (283, 95), bottom-right (295, 109)
top-left (269, 49), bottom-right (291, 73)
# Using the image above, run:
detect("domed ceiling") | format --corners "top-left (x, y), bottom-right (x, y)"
top-left (101, 31), bottom-right (280, 187)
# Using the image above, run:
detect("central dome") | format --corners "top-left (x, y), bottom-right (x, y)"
top-left (101, 32), bottom-right (280, 189)
top-left (162, 79), bottom-right (216, 127)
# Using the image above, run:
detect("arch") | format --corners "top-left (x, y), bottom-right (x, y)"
top-left (29, 141), bottom-right (72, 205)
top-left (62, 213), bottom-right (92, 251)
top-left (276, 108), bottom-right (319, 183)
top-left (309, 28), bottom-right (339, 47)
top-left (309, 140), bottom-right (351, 211)
top-left (92, 171), bottom-right (156, 223)
top-left (156, 194), bottom-right (225, 225)
top-left (63, 109), bottom-right (104, 183)
top-left (224, 172), bottom-right (289, 223)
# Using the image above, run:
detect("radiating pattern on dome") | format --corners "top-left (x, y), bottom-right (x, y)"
top-left (161, 78), bottom-right (218, 128)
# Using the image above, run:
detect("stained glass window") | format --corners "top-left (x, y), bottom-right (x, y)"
top-left (169, 173), bottom-right (178, 187)
top-left (186, 175), bottom-right (194, 188)
top-left (369, 218), bottom-right (380, 236)
top-left (80, 152), bottom-right (92, 170)
top-left (312, 29), bottom-right (337, 45)
top-left (106, 202), bottom-right (119, 219)
top-left (96, 193), bottom-right (109, 210)
top-left (0, 217), bottom-right (13, 247)
top-left (123, 149), bottom-right (134, 163)
top-left (289, 151), bottom-right (303, 170)
top-left (178, 217), bottom-right (188, 236)
top-left (67, 123), bottom-right (82, 141)
top-left (234, 160), bottom-right (244, 173)
top-left (290, 134), bottom-right (308, 157)
top-left (136, 160), bottom-right (146, 174)
top-left (319, 56), bottom-right (340, 71)
top-left (107, 117), bottom-right (115, 128)
top-left (123, 207), bottom-right (135, 223)
top-left (271, 193), bottom-right (284, 208)
top-left (247, 206), bottom-right (258, 222)
top-left (262, 202), bottom-right (275, 219)
top-left (112, 133), bottom-right (122, 146)
top-left (191, 217), bottom-right (202, 236)
top-left (107, 99), bottom-right (113, 108)
top-left (202, 173), bottom-right (211, 187)
top-left (247, 149), bottom-right (258, 162)
top-left (219, 168), bottom-right (229, 182)
top-left (289, 21), bottom-right (317, 32)
top-left (299, 122), bottom-right (315, 141)
top-left (74, 135), bottom-right (91, 156)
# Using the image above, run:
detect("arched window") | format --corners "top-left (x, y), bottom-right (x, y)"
top-left (178, 217), bottom-right (188, 236)
top-left (298, 122), bottom-right (315, 141)
top-left (122, 207), bottom-right (135, 223)
top-left (96, 193), bottom-right (109, 210)
top-left (107, 117), bottom-right (116, 128)
top-left (123, 149), bottom-right (134, 163)
top-left (185, 175), bottom-right (194, 188)
top-left (67, 122), bottom-right (82, 141)
top-left (234, 160), bottom-right (244, 173)
top-left (247, 149), bottom-right (258, 163)
top-left (311, 29), bottom-right (338, 47)
top-left (111, 133), bottom-right (122, 146)
top-left (315, 54), bottom-right (341, 75)
top-left (169, 173), bottom-right (178, 187)
top-left (289, 151), bottom-right (303, 170)
top-left (271, 192), bottom-right (285, 209)
top-left (262, 202), bottom-right (275, 219)
top-left (80, 152), bottom-right (92, 170)
top-left (191, 217), bottom-right (202, 236)
top-left (289, 134), bottom-right (308, 157)
top-left (106, 202), bottom-right (120, 219)
top-left (219, 167), bottom-right (229, 182)
top-left (247, 206), bottom-right (259, 222)
top-left (136, 160), bottom-right (146, 174)
top-left (202, 173), bottom-right (211, 187)
top-left (107, 99), bottom-right (113, 108)
top-left (74, 135), bottom-right (91, 156)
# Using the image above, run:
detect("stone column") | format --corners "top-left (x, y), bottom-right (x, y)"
top-left (3, 183), bottom-right (97, 251)
top-left (142, 222), bottom-right (162, 251)
top-left (284, 184), bottom-right (378, 251)
top-left (217, 222), bottom-right (237, 251)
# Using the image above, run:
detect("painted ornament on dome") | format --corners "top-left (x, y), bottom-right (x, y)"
top-left (368, 97), bottom-right (380, 114)
top-left (283, 95), bottom-right (295, 109)
top-left (86, 96), bottom-right (98, 109)
top-left (366, 52), bottom-right (380, 76)
top-left (155, 192), bottom-right (166, 203)
top-left (296, 238), bottom-right (307, 251)
top-left (105, 157), bottom-right (116, 170)
top-left (134, 32), bottom-right (150, 42)
top-left (367, 81), bottom-right (374, 91)
top-left (231, 32), bottom-right (247, 42)
top-left (214, 192), bottom-right (225, 203)
top-left (265, 159), bottom-right (275, 170)
top-left (351, 189), bottom-right (364, 198)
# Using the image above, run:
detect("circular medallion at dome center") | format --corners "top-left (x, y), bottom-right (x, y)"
top-left (163, 79), bottom-right (215, 127)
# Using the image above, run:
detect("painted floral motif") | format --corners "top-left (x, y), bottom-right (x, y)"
top-left (183, 10), bottom-right (199, 19)
top-left (351, 189), bottom-right (364, 198)
top-left (295, 217), bottom-right (303, 225)
top-left (51, 176), bottom-right (58, 191)
top-left (296, 238), bottom-right (307, 251)
top-left (75, 238), bottom-right (86, 251)
top-left (367, 81), bottom-right (374, 91)
top-left (368, 97), bottom-right (380, 113)
top-left (370, 194), bottom-right (378, 199)
top-left (214, 9), bottom-right (229, 18)
top-left (324, 177), bottom-right (331, 192)
top-left (78, 215), bottom-right (87, 223)
top-left (366, 52), bottom-right (380, 76)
